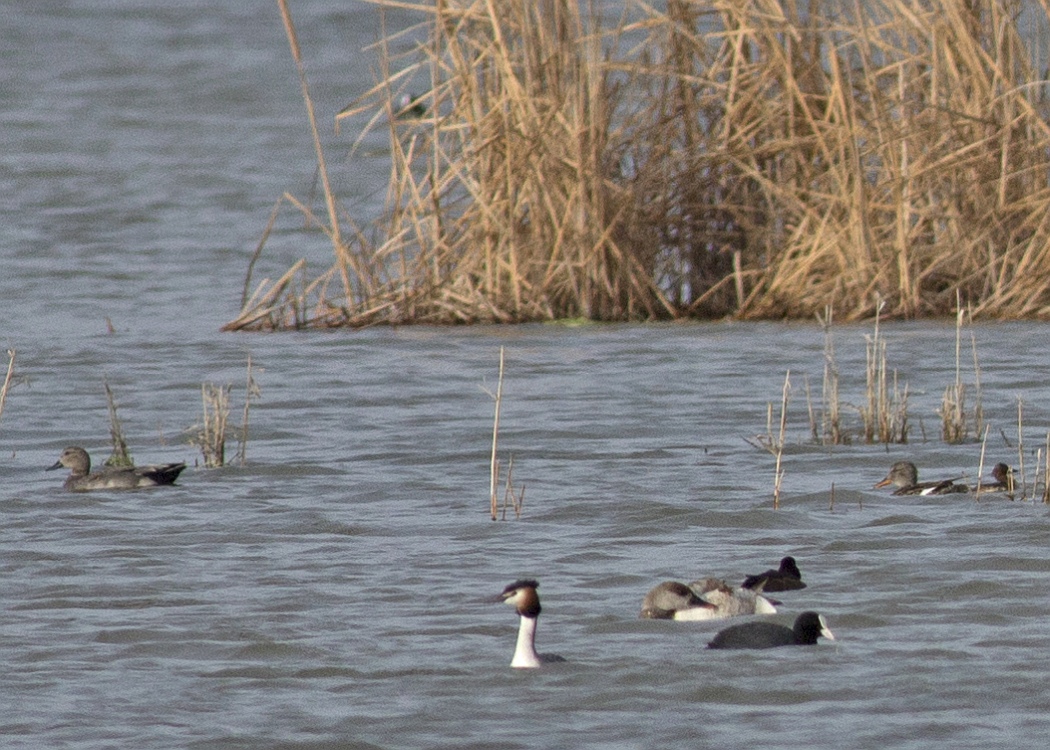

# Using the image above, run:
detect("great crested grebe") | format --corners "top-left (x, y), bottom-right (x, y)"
top-left (741, 556), bottom-right (807, 592)
top-left (874, 461), bottom-right (967, 496)
top-left (47, 446), bottom-right (186, 492)
top-left (640, 579), bottom-right (777, 620)
top-left (707, 611), bottom-right (835, 650)
top-left (497, 579), bottom-right (566, 668)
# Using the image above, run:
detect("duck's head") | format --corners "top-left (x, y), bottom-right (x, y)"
top-left (874, 461), bottom-right (918, 489)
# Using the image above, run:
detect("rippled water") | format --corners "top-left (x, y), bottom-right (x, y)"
top-left (5, 2), bottom-right (1050, 749)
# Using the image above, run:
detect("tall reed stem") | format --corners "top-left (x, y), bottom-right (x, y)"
top-left (489, 347), bottom-right (505, 520)
top-left (0, 349), bottom-right (15, 428)
top-left (772, 371), bottom-right (790, 510)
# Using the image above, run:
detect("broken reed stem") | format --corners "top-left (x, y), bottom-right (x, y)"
top-left (241, 197), bottom-right (285, 310)
top-left (892, 372), bottom-right (909, 444)
top-left (773, 371), bottom-right (790, 510)
top-left (954, 295), bottom-right (963, 397)
top-left (861, 299), bottom-right (906, 444)
top-left (103, 380), bottom-right (132, 467)
top-left (941, 302), bottom-right (968, 443)
top-left (1044, 433), bottom-right (1050, 503)
top-left (817, 306), bottom-right (841, 445)
top-left (236, 356), bottom-right (261, 467)
top-left (969, 318), bottom-right (984, 440)
top-left (0, 349), bottom-right (15, 428)
top-left (862, 301), bottom-right (882, 443)
top-left (1016, 397), bottom-right (1027, 499)
top-left (275, 0), bottom-right (350, 292)
top-left (803, 374), bottom-right (817, 443)
top-left (489, 346), bottom-right (505, 521)
top-left (976, 424), bottom-right (989, 502)
top-left (198, 383), bottom-right (231, 468)
top-left (501, 455), bottom-right (524, 520)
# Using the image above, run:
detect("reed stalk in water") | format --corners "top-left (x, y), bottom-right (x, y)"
top-left (487, 346), bottom-right (524, 520)
top-left (235, 356), bottom-right (261, 467)
top-left (772, 371), bottom-right (790, 510)
top-left (860, 301), bottom-right (908, 444)
top-left (817, 306), bottom-right (842, 445)
top-left (1043, 434), bottom-right (1050, 504)
top-left (0, 349), bottom-right (15, 429)
top-left (500, 455), bottom-right (525, 520)
top-left (196, 383), bottom-right (230, 468)
top-left (488, 347), bottom-right (505, 520)
top-left (103, 380), bottom-right (133, 468)
top-left (1015, 397), bottom-right (1027, 499)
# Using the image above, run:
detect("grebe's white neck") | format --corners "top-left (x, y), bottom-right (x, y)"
top-left (511, 614), bottom-right (542, 668)
top-left (498, 579), bottom-right (565, 668)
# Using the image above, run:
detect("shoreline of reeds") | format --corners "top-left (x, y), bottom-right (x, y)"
top-left (223, 0), bottom-right (1050, 332)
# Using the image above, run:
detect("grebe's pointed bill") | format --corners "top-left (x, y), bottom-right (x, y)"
top-left (497, 579), bottom-right (542, 618)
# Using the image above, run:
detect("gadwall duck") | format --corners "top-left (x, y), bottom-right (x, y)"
top-left (639, 578), bottom-right (777, 620)
top-left (47, 446), bottom-right (186, 491)
top-left (707, 611), bottom-right (835, 650)
top-left (874, 461), bottom-right (967, 496)
top-left (974, 463), bottom-right (1015, 493)
top-left (740, 556), bottom-right (807, 592)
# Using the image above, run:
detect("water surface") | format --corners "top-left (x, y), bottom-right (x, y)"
top-left (3, 2), bottom-right (1050, 749)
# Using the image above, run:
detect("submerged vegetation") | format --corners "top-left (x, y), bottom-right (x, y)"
top-left (226, 0), bottom-right (1050, 331)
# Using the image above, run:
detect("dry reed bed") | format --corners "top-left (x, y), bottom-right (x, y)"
top-left (223, 0), bottom-right (1050, 331)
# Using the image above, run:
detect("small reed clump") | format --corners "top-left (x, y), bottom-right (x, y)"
top-left (195, 383), bottom-right (230, 469)
top-left (859, 304), bottom-right (909, 445)
top-left (191, 357), bottom-right (260, 468)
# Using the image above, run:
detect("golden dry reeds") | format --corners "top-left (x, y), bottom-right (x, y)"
top-left (225, 0), bottom-right (1050, 330)
top-left (860, 302), bottom-right (909, 443)
top-left (195, 383), bottom-right (231, 468)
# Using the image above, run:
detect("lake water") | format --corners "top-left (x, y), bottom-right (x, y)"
top-left (4, 2), bottom-right (1050, 749)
